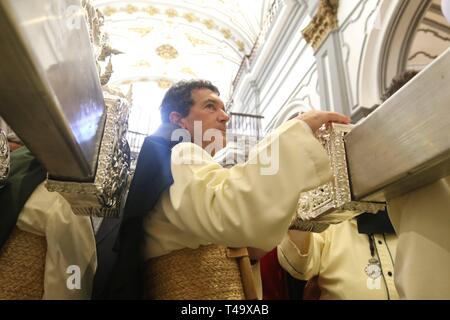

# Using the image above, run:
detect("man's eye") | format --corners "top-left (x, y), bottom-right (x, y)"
top-left (206, 104), bottom-right (216, 110)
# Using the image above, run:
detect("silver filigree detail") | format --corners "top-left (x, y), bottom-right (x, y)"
top-left (81, 0), bottom-right (120, 85)
top-left (291, 123), bottom-right (385, 231)
top-left (46, 94), bottom-right (130, 217)
top-left (0, 129), bottom-right (10, 186)
top-left (100, 57), bottom-right (113, 86)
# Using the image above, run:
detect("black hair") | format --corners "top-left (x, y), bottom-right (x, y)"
top-left (159, 79), bottom-right (220, 123)
top-left (381, 70), bottom-right (418, 102)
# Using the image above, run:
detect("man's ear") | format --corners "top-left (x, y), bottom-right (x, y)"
top-left (168, 111), bottom-right (184, 127)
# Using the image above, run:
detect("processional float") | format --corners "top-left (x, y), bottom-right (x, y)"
top-left (1, 0), bottom-right (450, 226)
top-left (0, 0), bottom-right (130, 217)
top-left (293, 46), bottom-right (450, 229)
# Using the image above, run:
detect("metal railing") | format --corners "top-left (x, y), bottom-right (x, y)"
top-left (126, 112), bottom-right (264, 169)
top-left (227, 112), bottom-right (264, 140)
top-left (126, 130), bottom-right (147, 169)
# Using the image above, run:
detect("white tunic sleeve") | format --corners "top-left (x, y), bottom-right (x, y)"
top-left (162, 120), bottom-right (332, 251)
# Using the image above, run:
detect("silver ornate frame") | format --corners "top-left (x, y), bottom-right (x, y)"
top-left (292, 123), bottom-right (385, 227)
top-left (46, 96), bottom-right (130, 217)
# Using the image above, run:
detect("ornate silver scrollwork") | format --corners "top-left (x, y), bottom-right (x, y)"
top-left (46, 95), bottom-right (130, 217)
top-left (291, 123), bottom-right (385, 231)
top-left (81, 0), bottom-right (121, 86)
top-left (0, 129), bottom-right (10, 187)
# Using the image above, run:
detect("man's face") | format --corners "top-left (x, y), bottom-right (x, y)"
top-left (178, 88), bottom-right (230, 154)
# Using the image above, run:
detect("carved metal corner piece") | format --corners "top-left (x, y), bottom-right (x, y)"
top-left (291, 123), bottom-right (385, 229)
top-left (0, 129), bottom-right (10, 187)
top-left (46, 97), bottom-right (130, 217)
top-left (302, 0), bottom-right (339, 51)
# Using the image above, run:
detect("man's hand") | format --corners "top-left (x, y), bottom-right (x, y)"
top-left (297, 111), bottom-right (350, 133)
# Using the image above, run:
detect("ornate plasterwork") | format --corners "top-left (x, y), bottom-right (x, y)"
top-left (99, 4), bottom-right (247, 52)
top-left (129, 27), bottom-right (154, 37)
top-left (302, 0), bottom-right (339, 51)
top-left (181, 67), bottom-right (196, 77)
top-left (186, 34), bottom-right (210, 47)
top-left (156, 44), bottom-right (179, 60)
top-left (157, 78), bottom-right (173, 89)
top-left (290, 123), bottom-right (385, 231)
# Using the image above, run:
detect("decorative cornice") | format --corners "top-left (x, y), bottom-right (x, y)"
top-left (302, 0), bottom-right (339, 51)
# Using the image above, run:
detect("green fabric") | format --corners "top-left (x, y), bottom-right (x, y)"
top-left (0, 147), bottom-right (46, 250)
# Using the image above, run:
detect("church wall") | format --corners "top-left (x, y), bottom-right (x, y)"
top-left (231, 0), bottom-right (447, 133)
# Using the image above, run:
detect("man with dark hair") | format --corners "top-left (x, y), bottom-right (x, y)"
top-left (159, 80), bottom-right (220, 123)
top-left (100, 79), bottom-right (349, 299)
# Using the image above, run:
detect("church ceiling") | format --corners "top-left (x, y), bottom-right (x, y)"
top-left (92, 0), bottom-right (271, 134)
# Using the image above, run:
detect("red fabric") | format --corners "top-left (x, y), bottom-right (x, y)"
top-left (259, 248), bottom-right (289, 300)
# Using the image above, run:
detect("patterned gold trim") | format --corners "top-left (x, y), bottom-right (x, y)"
top-left (202, 19), bottom-right (215, 30)
top-left (165, 8), bottom-right (178, 18)
top-left (145, 6), bottom-right (159, 16)
top-left (125, 4), bottom-right (138, 14)
top-left (183, 12), bottom-right (197, 22)
top-left (221, 28), bottom-right (232, 39)
top-left (302, 0), bottom-right (339, 51)
top-left (98, 5), bottom-right (246, 53)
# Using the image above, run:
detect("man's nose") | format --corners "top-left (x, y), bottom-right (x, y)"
top-left (219, 109), bottom-right (230, 123)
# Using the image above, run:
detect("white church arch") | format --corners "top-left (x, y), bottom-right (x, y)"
top-left (358, 0), bottom-right (432, 108)
top-left (271, 100), bottom-right (313, 130)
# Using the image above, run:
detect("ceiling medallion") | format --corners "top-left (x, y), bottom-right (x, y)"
top-left (156, 44), bottom-right (179, 60)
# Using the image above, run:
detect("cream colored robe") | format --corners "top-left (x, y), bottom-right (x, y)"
top-left (278, 220), bottom-right (399, 300)
top-left (388, 176), bottom-right (450, 300)
top-left (143, 119), bottom-right (332, 298)
top-left (17, 183), bottom-right (97, 300)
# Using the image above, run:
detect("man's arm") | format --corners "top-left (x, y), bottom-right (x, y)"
top-left (164, 111), bottom-right (349, 251)
top-left (277, 230), bottom-right (325, 281)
